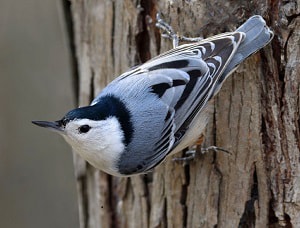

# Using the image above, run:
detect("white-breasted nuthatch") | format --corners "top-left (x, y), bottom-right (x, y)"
top-left (33, 15), bottom-right (273, 176)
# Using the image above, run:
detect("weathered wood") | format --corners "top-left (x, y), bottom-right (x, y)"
top-left (67, 0), bottom-right (300, 227)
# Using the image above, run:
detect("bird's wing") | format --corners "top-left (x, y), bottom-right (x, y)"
top-left (97, 32), bottom-right (245, 174)
top-left (131, 32), bottom-right (245, 149)
top-left (111, 69), bottom-right (191, 174)
top-left (137, 69), bottom-right (190, 172)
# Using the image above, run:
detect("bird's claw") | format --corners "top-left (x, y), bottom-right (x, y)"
top-left (200, 146), bottom-right (232, 155)
top-left (155, 12), bottom-right (203, 48)
top-left (173, 146), bottom-right (231, 163)
top-left (156, 13), bottom-right (179, 48)
top-left (172, 150), bottom-right (196, 163)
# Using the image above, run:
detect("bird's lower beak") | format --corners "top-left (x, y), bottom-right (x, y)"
top-left (32, 120), bottom-right (64, 133)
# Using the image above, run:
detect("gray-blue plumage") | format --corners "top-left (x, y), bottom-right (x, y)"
top-left (88, 15), bottom-right (273, 175)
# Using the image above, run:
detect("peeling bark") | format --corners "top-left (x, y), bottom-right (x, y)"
top-left (65, 0), bottom-right (300, 227)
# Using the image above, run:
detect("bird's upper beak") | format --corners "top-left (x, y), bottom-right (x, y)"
top-left (32, 120), bottom-right (64, 133)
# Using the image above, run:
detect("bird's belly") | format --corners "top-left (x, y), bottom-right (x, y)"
top-left (169, 102), bottom-right (214, 155)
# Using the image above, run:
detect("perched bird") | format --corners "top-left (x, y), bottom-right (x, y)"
top-left (33, 15), bottom-right (273, 176)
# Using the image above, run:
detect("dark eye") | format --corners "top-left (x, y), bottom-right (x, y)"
top-left (78, 125), bottom-right (91, 133)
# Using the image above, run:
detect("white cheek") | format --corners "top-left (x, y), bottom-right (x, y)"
top-left (63, 117), bottom-right (125, 176)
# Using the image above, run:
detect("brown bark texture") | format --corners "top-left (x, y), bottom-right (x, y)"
top-left (67, 0), bottom-right (300, 227)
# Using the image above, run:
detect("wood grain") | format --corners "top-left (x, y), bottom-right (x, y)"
top-left (67, 0), bottom-right (300, 227)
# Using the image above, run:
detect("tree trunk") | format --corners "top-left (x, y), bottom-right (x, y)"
top-left (66, 0), bottom-right (300, 227)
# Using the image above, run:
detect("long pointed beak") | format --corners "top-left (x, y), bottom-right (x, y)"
top-left (32, 120), bottom-right (64, 132)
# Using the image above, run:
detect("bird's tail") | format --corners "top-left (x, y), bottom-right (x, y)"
top-left (218, 15), bottom-right (274, 82)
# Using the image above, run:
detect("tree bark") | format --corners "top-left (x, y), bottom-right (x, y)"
top-left (66, 0), bottom-right (300, 227)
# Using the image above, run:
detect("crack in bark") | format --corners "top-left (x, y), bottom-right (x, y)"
top-left (135, 0), bottom-right (153, 63)
top-left (214, 156), bottom-right (223, 227)
top-left (143, 174), bottom-right (152, 224)
top-left (78, 171), bottom-right (89, 228)
top-left (284, 213), bottom-right (293, 228)
top-left (163, 197), bottom-right (167, 228)
top-left (111, 1), bottom-right (115, 68)
top-left (89, 69), bottom-right (95, 103)
top-left (62, 0), bottom-right (80, 104)
top-left (108, 175), bottom-right (116, 228)
top-left (260, 50), bottom-right (286, 225)
top-left (181, 163), bottom-right (190, 227)
top-left (269, 198), bottom-right (279, 226)
top-left (286, 13), bottom-right (300, 25)
top-left (238, 166), bottom-right (258, 227)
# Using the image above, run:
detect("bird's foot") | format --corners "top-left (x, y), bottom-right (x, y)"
top-left (155, 13), bottom-right (203, 48)
top-left (200, 146), bottom-right (231, 155)
top-left (173, 149), bottom-right (197, 163)
top-left (173, 145), bottom-right (231, 163)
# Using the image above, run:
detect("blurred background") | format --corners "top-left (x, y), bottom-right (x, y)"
top-left (0, 0), bottom-right (79, 227)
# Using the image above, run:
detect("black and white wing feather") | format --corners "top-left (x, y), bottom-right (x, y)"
top-left (102, 32), bottom-right (245, 174)
top-left (126, 32), bottom-right (244, 143)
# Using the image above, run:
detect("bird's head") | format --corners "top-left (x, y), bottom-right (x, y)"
top-left (32, 103), bottom-right (126, 176)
